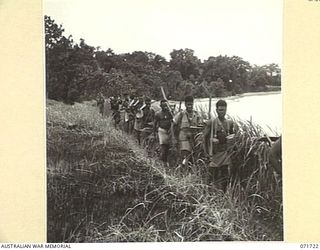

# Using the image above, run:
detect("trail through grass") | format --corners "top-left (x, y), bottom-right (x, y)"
top-left (47, 100), bottom-right (282, 242)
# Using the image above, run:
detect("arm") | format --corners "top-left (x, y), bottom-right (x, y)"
top-left (153, 113), bottom-right (159, 136)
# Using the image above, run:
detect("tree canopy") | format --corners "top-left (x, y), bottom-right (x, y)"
top-left (45, 15), bottom-right (281, 104)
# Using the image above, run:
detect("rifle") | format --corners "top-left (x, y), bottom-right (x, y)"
top-left (160, 87), bottom-right (178, 146)
top-left (160, 87), bottom-right (175, 117)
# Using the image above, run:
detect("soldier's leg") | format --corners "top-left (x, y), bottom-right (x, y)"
top-left (179, 136), bottom-right (192, 166)
top-left (213, 167), bottom-right (221, 189)
top-left (111, 112), bottom-right (115, 126)
top-left (135, 130), bottom-right (141, 145)
top-left (181, 150), bottom-right (192, 167)
top-left (141, 130), bottom-right (151, 147)
top-left (124, 121), bottom-right (128, 133)
top-left (208, 166), bottom-right (215, 184)
top-left (138, 131), bottom-right (141, 145)
top-left (160, 144), bottom-right (166, 162)
top-left (112, 112), bottom-right (118, 128)
top-left (116, 113), bottom-right (121, 128)
top-left (128, 120), bottom-right (133, 134)
top-left (218, 165), bottom-right (229, 192)
top-left (163, 144), bottom-right (171, 163)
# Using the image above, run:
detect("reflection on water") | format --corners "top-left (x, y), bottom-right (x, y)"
top-left (193, 91), bottom-right (282, 136)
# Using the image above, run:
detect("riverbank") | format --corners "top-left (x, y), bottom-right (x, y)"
top-left (47, 99), bottom-right (283, 242)
top-left (187, 90), bottom-right (281, 103)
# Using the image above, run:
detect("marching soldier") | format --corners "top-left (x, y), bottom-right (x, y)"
top-left (126, 95), bottom-right (136, 134)
top-left (110, 96), bottom-right (122, 128)
top-left (140, 97), bottom-right (155, 143)
top-left (121, 93), bottom-right (130, 132)
top-left (133, 97), bottom-right (145, 145)
top-left (172, 95), bottom-right (203, 167)
top-left (96, 92), bottom-right (105, 116)
top-left (203, 99), bottom-right (237, 192)
top-left (153, 99), bottom-right (173, 164)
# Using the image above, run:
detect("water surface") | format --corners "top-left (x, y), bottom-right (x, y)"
top-left (192, 91), bottom-right (282, 136)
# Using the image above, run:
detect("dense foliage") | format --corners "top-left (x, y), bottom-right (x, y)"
top-left (45, 15), bottom-right (281, 104)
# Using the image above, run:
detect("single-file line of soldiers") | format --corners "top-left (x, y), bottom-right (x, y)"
top-left (96, 92), bottom-right (282, 191)
top-left (96, 92), bottom-right (240, 191)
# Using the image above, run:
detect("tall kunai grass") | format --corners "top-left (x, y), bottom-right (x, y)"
top-left (47, 99), bottom-right (282, 242)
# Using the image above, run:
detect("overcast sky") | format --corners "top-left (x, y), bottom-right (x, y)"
top-left (44, 0), bottom-right (282, 66)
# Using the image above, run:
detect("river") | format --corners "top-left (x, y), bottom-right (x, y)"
top-left (188, 91), bottom-right (281, 136)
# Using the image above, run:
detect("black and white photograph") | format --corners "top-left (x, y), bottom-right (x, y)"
top-left (45, 0), bottom-right (283, 242)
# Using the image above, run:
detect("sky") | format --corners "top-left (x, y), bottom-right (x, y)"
top-left (44, 0), bottom-right (282, 66)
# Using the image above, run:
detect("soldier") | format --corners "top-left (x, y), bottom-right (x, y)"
top-left (110, 96), bottom-right (121, 128)
top-left (153, 99), bottom-right (173, 164)
top-left (121, 93), bottom-right (130, 132)
top-left (133, 97), bottom-right (145, 145)
top-left (172, 95), bottom-right (203, 167)
top-left (269, 136), bottom-right (282, 176)
top-left (126, 95), bottom-right (136, 134)
top-left (203, 99), bottom-right (237, 192)
top-left (96, 92), bottom-right (105, 116)
top-left (140, 97), bottom-right (155, 142)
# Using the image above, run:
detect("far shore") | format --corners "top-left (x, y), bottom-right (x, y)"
top-left (195, 90), bottom-right (281, 103)
top-left (156, 90), bottom-right (282, 105)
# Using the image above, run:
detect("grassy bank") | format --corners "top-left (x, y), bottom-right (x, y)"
top-left (47, 100), bottom-right (282, 242)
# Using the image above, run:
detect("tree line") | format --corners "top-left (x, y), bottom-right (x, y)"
top-left (45, 15), bottom-right (281, 104)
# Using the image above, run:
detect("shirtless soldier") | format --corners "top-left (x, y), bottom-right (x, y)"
top-left (153, 99), bottom-right (173, 164)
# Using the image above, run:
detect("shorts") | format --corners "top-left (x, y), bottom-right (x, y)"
top-left (179, 129), bottom-right (193, 152)
top-left (158, 127), bottom-right (170, 145)
top-left (134, 119), bottom-right (143, 131)
top-left (209, 151), bottom-right (232, 168)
